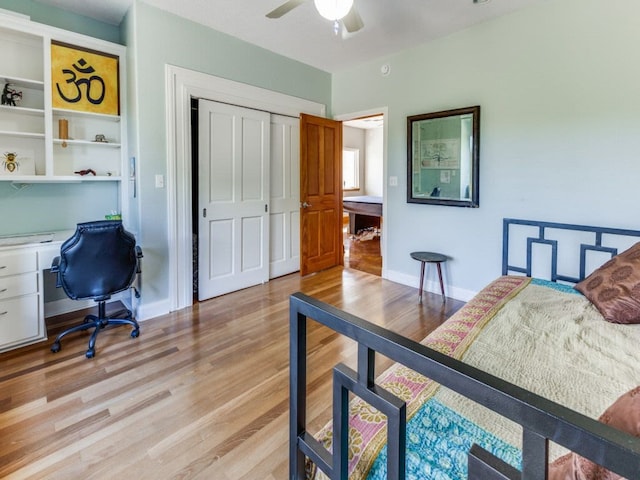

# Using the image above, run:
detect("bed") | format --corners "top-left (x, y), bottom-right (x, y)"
top-left (343, 196), bottom-right (383, 234)
top-left (289, 218), bottom-right (640, 480)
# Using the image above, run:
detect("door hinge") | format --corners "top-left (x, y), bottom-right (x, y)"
top-left (203, 208), bottom-right (207, 218)
top-left (265, 204), bottom-right (268, 213)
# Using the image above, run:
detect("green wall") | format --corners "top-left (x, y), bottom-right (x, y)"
top-left (9, 0), bottom-right (634, 310)
top-left (126, 1), bottom-right (331, 308)
top-left (0, 182), bottom-right (119, 235)
top-left (332, 0), bottom-right (640, 298)
top-left (0, 0), bottom-right (120, 43)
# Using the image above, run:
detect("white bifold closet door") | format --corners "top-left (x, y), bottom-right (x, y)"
top-left (269, 114), bottom-right (300, 278)
top-left (198, 99), bottom-right (270, 300)
top-left (197, 100), bottom-right (300, 301)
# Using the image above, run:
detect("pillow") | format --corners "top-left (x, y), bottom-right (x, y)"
top-left (574, 242), bottom-right (640, 324)
top-left (548, 386), bottom-right (640, 480)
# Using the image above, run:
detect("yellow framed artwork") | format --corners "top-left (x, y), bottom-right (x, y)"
top-left (51, 41), bottom-right (120, 116)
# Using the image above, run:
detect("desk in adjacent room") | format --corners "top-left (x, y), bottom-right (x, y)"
top-left (342, 195), bottom-right (383, 234)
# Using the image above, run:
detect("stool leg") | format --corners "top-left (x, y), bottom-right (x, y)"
top-left (418, 261), bottom-right (426, 304)
top-left (436, 262), bottom-right (445, 300)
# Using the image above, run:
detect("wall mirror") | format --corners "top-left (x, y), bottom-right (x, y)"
top-left (407, 105), bottom-right (480, 207)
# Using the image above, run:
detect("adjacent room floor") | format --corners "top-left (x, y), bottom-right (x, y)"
top-left (343, 224), bottom-right (382, 276)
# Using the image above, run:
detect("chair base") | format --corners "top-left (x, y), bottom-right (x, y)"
top-left (50, 301), bottom-right (140, 358)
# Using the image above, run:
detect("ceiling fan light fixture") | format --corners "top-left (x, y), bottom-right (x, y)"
top-left (314, 0), bottom-right (354, 21)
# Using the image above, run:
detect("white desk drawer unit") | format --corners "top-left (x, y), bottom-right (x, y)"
top-left (0, 272), bottom-right (38, 300)
top-left (0, 295), bottom-right (41, 345)
top-left (0, 248), bottom-right (45, 352)
top-left (0, 232), bottom-right (70, 353)
top-left (0, 250), bottom-right (37, 276)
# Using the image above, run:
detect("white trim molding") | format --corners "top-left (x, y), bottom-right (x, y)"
top-left (165, 65), bottom-right (326, 311)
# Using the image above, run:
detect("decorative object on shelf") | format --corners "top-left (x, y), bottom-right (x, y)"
top-left (1, 83), bottom-right (22, 106)
top-left (93, 134), bottom-right (108, 143)
top-left (2, 152), bottom-right (18, 172)
top-left (0, 150), bottom-right (35, 176)
top-left (51, 41), bottom-right (120, 116)
top-left (58, 118), bottom-right (69, 148)
top-left (74, 168), bottom-right (96, 176)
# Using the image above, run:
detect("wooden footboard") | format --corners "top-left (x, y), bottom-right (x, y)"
top-left (289, 292), bottom-right (640, 480)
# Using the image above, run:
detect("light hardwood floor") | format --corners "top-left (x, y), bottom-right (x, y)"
top-left (0, 266), bottom-right (464, 479)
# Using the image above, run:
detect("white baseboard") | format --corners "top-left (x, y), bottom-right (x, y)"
top-left (384, 269), bottom-right (477, 303)
top-left (137, 298), bottom-right (171, 322)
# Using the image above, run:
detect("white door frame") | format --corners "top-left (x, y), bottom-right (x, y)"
top-left (334, 108), bottom-right (389, 277)
top-left (165, 65), bottom-right (325, 311)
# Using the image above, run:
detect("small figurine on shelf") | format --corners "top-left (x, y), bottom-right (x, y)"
top-left (74, 169), bottom-right (96, 176)
top-left (3, 152), bottom-right (19, 173)
top-left (1, 83), bottom-right (22, 106)
top-left (93, 134), bottom-right (108, 143)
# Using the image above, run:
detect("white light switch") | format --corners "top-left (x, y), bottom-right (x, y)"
top-left (155, 174), bottom-right (164, 188)
top-left (389, 176), bottom-right (398, 187)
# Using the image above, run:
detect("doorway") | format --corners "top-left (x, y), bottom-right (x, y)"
top-left (166, 66), bottom-right (325, 311)
top-left (341, 113), bottom-right (385, 277)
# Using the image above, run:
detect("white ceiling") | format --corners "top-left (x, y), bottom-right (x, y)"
top-left (32, 0), bottom-right (545, 73)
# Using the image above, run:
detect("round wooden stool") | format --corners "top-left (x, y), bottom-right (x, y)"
top-left (410, 251), bottom-right (448, 303)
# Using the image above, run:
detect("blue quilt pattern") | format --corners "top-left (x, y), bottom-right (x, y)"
top-left (366, 398), bottom-right (522, 480)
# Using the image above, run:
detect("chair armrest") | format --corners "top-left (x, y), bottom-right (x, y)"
top-left (135, 246), bottom-right (143, 273)
top-left (50, 256), bottom-right (62, 288)
top-left (51, 256), bottom-right (60, 273)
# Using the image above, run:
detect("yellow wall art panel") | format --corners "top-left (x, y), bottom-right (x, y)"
top-left (51, 41), bottom-right (119, 115)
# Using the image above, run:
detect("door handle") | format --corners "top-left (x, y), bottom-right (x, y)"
top-left (301, 202), bottom-right (312, 208)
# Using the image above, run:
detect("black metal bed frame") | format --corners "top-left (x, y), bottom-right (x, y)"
top-left (290, 219), bottom-right (640, 480)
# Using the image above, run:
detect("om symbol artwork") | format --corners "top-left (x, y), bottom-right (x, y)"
top-left (55, 57), bottom-right (106, 105)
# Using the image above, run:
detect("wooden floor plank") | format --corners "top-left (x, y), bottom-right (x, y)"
top-left (0, 266), bottom-right (464, 479)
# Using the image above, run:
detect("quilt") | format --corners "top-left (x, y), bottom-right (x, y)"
top-left (308, 276), bottom-right (640, 480)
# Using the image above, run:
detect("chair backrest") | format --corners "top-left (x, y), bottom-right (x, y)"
top-left (58, 220), bottom-right (139, 301)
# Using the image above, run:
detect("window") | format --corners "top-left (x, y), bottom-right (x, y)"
top-left (342, 148), bottom-right (359, 190)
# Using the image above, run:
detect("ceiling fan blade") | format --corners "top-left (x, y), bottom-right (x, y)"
top-left (266, 0), bottom-right (306, 19)
top-left (342, 6), bottom-right (364, 33)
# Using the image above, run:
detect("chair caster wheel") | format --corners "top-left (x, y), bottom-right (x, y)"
top-left (51, 342), bottom-right (61, 353)
top-left (131, 329), bottom-right (140, 338)
top-left (85, 349), bottom-right (95, 359)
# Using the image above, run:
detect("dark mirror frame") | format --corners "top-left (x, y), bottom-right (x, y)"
top-left (407, 105), bottom-right (480, 207)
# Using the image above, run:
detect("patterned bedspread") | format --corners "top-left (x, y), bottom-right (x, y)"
top-left (309, 276), bottom-right (640, 480)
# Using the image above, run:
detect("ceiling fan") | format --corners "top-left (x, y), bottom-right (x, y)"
top-left (266, 0), bottom-right (364, 34)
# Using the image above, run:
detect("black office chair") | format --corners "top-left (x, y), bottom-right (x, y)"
top-left (50, 220), bottom-right (142, 358)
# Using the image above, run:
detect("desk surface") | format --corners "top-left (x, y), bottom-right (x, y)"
top-left (0, 231), bottom-right (71, 250)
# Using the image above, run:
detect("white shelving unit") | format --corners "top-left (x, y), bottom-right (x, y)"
top-left (0, 13), bottom-right (129, 352)
top-left (0, 13), bottom-right (127, 184)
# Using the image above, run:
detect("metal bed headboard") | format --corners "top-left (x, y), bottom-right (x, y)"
top-left (502, 218), bottom-right (640, 283)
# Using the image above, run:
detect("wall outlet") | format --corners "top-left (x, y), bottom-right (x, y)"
top-left (389, 176), bottom-right (398, 187)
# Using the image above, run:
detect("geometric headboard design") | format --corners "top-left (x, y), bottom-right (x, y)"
top-left (502, 218), bottom-right (640, 283)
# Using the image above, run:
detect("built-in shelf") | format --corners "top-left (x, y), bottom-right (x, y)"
top-left (53, 138), bottom-right (121, 148)
top-left (52, 108), bottom-right (120, 122)
top-left (0, 130), bottom-right (45, 139)
top-left (0, 75), bottom-right (44, 91)
top-left (8, 175), bottom-right (121, 184)
top-left (0, 18), bottom-right (126, 188)
top-left (0, 105), bottom-right (45, 116)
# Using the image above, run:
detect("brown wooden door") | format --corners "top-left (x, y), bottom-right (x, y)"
top-left (299, 113), bottom-right (343, 276)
